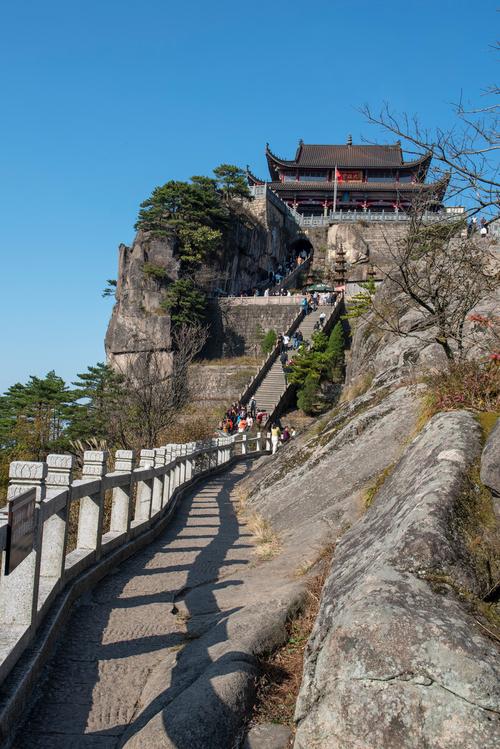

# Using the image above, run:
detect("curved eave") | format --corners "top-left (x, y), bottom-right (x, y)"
top-left (246, 166), bottom-right (265, 186)
top-left (401, 151), bottom-right (432, 178)
top-left (265, 143), bottom-right (297, 180)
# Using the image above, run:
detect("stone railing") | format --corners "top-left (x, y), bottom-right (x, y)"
top-left (0, 434), bottom-right (269, 690)
top-left (236, 306), bottom-right (306, 408)
top-left (291, 208), bottom-right (466, 228)
top-left (220, 295), bottom-right (303, 306)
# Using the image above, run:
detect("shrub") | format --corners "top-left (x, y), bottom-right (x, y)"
top-left (297, 372), bottom-right (321, 415)
top-left (143, 262), bottom-right (170, 281)
top-left (260, 328), bottom-right (277, 355)
top-left (422, 359), bottom-right (499, 417)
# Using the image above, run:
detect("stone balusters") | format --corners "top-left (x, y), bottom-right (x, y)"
top-left (162, 446), bottom-right (173, 507)
top-left (110, 450), bottom-right (135, 535)
top-left (135, 449), bottom-right (155, 522)
top-left (0, 461), bottom-right (47, 628)
top-left (76, 451), bottom-right (108, 559)
top-left (152, 448), bottom-right (167, 516)
top-left (40, 454), bottom-right (75, 581)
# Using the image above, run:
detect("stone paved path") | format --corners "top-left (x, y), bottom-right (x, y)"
top-left (13, 461), bottom-right (255, 749)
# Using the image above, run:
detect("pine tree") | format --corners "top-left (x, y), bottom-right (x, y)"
top-left (297, 372), bottom-right (321, 414)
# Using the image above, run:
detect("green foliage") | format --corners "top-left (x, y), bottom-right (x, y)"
top-left (160, 279), bottom-right (207, 325)
top-left (289, 322), bottom-right (346, 411)
top-left (177, 225), bottom-right (222, 265)
top-left (260, 328), bottom-right (277, 354)
top-left (213, 164), bottom-right (250, 200)
top-left (135, 179), bottom-right (226, 237)
top-left (0, 371), bottom-right (74, 461)
top-left (326, 322), bottom-right (345, 381)
top-left (142, 262), bottom-right (170, 281)
top-left (68, 363), bottom-right (125, 442)
top-left (344, 279), bottom-right (376, 320)
top-left (297, 373), bottom-right (321, 415)
top-left (102, 279), bottom-right (117, 298)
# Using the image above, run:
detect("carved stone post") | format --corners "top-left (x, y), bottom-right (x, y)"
top-left (180, 444), bottom-right (188, 485)
top-left (256, 431), bottom-right (262, 452)
top-left (0, 461), bottom-right (47, 628)
top-left (241, 434), bottom-right (248, 455)
top-left (266, 432), bottom-right (272, 452)
top-left (151, 448), bottom-right (167, 515)
top-left (185, 443), bottom-right (194, 481)
top-left (135, 449), bottom-right (155, 521)
top-left (172, 446), bottom-right (181, 490)
top-left (110, 450), bottom-right (135, 534)
top-left (40, 454), bottom-right (74, 580)
top-left (161, 447), bottom-right (172, 507)
top-left (77, 451), bottom-right (108, 558)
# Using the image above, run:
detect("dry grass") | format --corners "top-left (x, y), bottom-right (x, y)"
top-left (340, 371), bottom-right (374, 403)
top-left (247, 512), bottom-right (282, 560)
top-left (250, 546), bottom-right (335, 732)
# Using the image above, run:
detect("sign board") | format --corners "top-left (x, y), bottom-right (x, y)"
top-left (4, 488), bottom-right (36, 575)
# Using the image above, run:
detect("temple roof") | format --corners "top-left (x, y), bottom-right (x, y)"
top-left (265, 142), bottom-right (432, 178)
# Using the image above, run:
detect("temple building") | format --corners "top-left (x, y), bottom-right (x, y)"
top-left (247, 138), bottom-right (449, 216)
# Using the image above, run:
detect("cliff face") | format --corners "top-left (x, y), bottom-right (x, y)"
top-left (105, 230), bottom-right (178, 374)
top-left (105, 193), bottom-right (303, 372)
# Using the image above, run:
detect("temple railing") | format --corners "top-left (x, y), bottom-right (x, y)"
top-left (296, 209), bottom-right (465, 227)
top-left (0, 434), bottom-right (270, 687)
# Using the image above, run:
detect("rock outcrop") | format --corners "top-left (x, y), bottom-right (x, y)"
top-left (294, 411), bottom-right (499, 749)
top-left (105, 230), bottom-right (178, 374)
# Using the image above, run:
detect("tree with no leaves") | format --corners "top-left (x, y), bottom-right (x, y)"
top-left (112, 322), bottom-right (209, 448)
top-left (363, 198), bottom-right (499, 361)
top-left (360, 81), bottom-right (499, 219)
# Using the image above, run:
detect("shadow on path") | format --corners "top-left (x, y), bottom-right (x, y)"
top-left (11, 461), bottom-right (255, 749)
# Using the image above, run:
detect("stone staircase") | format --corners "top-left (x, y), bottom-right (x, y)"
top-left (253, 307), bottom-right (335, 414)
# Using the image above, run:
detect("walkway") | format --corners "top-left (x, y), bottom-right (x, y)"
top-left (253, 305), bottom-right (339, 414)
top-left (12, 462), bottom-right (255, 748)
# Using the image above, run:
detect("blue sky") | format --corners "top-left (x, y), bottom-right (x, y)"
top-left (0, 0), bottom-right (497, 392)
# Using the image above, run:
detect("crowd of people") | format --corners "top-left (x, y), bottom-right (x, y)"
top-left (217, 400), bottom-right (297, 452)
top-left (218, 398), bottom-right (268, 435)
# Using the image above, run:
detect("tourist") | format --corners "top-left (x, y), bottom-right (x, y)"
top-left (295, 329), bottom-right (303, 347)
top-left (283, 333), bottom-right (290, 349)
top-left (247, 414), bottom-right (254, 430)
top-left (250, 397), bottom-right (256, 418)
top-left (480, 225), bottom-right (488, 237)
top-left (264, 288), bottom-right (269, 297)
top-left (280, 426), bottom-right (291, 443)
top-left (319, 311), bottom-right (326, 328)
top-left (271, 423), bottom-right (281, 454)
top-left (300, 297), bottom-right (309, 315)
top-left (280, 349), bottom-right (288, 367)
top-left (290, 427), bottom-right (297, 438)
top-left (238, 417), bottom-right (247, 433)
top-left (313, 319), bottom-right (321, 332)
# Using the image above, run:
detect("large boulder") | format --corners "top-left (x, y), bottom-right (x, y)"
top-left (294, 411), bottom-right (499, 749)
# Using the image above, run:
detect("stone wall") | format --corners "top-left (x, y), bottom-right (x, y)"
top-left (205, 299), bottom-right (300, 357)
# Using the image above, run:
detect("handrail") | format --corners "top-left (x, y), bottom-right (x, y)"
top-left (265, 296), bottom-right (344, 426)
top-left (0, 433), bottom-right (270, 686)
top-left (236, 306), bottom-right (306, 408)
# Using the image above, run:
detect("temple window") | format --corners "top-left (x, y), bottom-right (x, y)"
top-left (398, 173), bottom-right (414, 183)
top-left (299, 172), bottom-right (328, 182)
top-left (282, 172), bottom-right (297, 182)
top-left (366, 170), bottom-right (396, 183)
